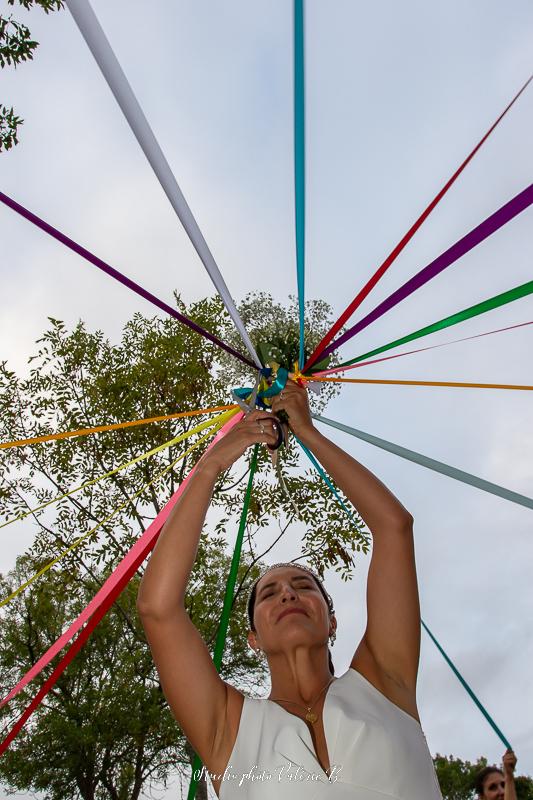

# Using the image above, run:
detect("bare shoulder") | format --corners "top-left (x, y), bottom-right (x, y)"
top-left (351, 637), bottom-right (420, 723)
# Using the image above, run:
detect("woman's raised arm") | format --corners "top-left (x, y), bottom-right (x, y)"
top-left (136, 411), bottom-right (279, 771)
top-left (271, 384), bottom-right (420, 715)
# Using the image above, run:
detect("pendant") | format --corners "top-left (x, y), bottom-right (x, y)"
top-left (305, 711), bottom-right (318, 724)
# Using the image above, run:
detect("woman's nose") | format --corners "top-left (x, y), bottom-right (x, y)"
top-left (280, 584), bottom-right (298, 602)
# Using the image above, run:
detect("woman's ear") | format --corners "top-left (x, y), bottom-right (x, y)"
top-left (247, 630), bottom-right (259, 652)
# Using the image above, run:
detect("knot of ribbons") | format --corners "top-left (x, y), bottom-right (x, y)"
top-left (232, 362), bottom-right (320, 415)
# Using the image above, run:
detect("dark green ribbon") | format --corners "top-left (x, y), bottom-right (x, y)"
top-left (187, 446), bottom-right (259, 800)
top-left (338, 280), bottom-right (533, 368)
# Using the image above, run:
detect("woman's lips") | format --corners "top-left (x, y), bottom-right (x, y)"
top-left (277, 608), bottom-right (307, 622)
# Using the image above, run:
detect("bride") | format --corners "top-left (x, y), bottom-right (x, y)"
top-left (137, 381), bottom-right (442, 799)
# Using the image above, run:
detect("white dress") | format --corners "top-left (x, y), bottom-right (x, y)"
top-left (217, 667), bottom-right (442, 800)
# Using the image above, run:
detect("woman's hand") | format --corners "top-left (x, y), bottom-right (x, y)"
top-left (199, 411), bottom-right (280, 475)
top-left (502, 749), bottom-right (517, 776)
top-left (270, 380), bottom-right (315, 441)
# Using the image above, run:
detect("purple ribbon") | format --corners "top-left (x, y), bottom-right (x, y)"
top-left (321, 182), bottom-right (533, 357)
top-left (0, 191), bottom-right (255, 369)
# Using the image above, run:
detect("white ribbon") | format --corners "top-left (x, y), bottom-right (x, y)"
top-left (66, 0), bottom-right (261, 369)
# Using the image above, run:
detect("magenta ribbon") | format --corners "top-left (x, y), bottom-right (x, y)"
top-left (321, 183), bottom-right (533, 358)
top-left (315, 320), bottom-right (533, 377)
top-left (0, 191), bottom-right (256, 369)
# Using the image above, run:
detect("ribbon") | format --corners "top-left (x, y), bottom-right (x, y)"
top-left (338, 279), bottom-right (533, 368)
top-left (0, 419), bottom-right (229, 608)
top-left (313, 414), bottom-right (533, 511)
top-left (0, 412), bottom-right (242, 730)
top-left (294, 0), bottom-right (306, 370)
top-left (232, 367), bottom-right (289, 411)
top-left (313, 321), bottom-right (533, 377)
top-left (294, 438), bottom-right (513, 750)
top-left (65, 0), bottom-right (262, 369)
top-left (187, 445), bottom-right (260, 800)
top-left (297, 438), bottom-right (366, 535)
top-left (320, 183), bottom-right (533, 358)
top-left (303, 73), bottom-right (533, 371)
top-left (0, 192), bottom-right (255, 370)
top-left (0, 404), bottom-right (239, 450)
top-left (1, 412), bottom-right (230, 531)
top-left (421, 621), bottom-right (512, 750)
top-left (311, 377), bottom-right (533, 392)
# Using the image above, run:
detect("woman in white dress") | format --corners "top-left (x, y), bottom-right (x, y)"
top-left (137, 382), bottom-right (442, 799)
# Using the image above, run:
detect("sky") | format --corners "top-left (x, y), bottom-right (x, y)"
top-left (1, 0), bottom-right (533, 797)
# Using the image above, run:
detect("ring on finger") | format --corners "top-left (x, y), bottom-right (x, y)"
top-left (258, 422), bottom-right (265, 434)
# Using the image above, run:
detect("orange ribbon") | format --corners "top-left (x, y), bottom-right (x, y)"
top-left (0, 404), bottom-right (239, 450)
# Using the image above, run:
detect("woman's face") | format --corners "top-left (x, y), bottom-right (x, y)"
top-left (249, 566), bottom-right (334, 655)
top-left (480, 771), bottom-right (505, 800)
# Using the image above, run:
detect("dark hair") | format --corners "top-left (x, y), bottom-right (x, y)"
top-left (247, 568), bottom-right (335, 675)
top-left (474, 766), bottom-right (504, 797)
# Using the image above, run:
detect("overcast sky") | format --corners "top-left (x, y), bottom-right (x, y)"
top-left (1, 0), bottom-right (533, 797)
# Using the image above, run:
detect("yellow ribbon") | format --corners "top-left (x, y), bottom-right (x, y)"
top-left (0, 410), bottom-right (237, 607)
top-left (1, 411), bottom-right (234, 531)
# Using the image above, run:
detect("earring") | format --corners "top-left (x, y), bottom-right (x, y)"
top-left (329, 630), bottom-right (336, 646)
top-left (255, 647), bottom-right (266, 660)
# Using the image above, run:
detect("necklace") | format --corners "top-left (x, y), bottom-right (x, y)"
top-left (269, 676), bottom-right (335, 724)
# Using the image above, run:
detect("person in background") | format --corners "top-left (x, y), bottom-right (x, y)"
top-left (475, 749), bottom-right (517, 800)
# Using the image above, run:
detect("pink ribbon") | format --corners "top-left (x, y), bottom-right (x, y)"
top-left (0, 412), bottom-right (242, 753)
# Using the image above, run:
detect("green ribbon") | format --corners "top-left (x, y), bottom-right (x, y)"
top-left (338, 280), bottom-right (533, 368)
top-left (187, 446), bottom-right (258, 800)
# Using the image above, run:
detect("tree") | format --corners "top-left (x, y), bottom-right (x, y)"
top-left (516, 776), bottom-right (533, 800)
top-left (0, 542), bottom-right (266, 800)
top-left (0, 0), bottom-right (63, 151)
top-left (0, 293), bottom-right (368, 798)
top-left (433, 753), bottom-right (487, 799)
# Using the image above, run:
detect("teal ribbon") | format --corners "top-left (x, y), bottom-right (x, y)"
top-left (297, 433), bottom-right (512, 750)
top-left (421, 621), bottom-right (512, 750)
top-left (233, 367), bottom-right (289, 408)
top-left (261, 367), bottom-right (289, 398)
top-left (312, 414), bottom-right (533, 511)
top-left (187, 446), bottom-right (259, 800)
top-left (296, 437), bottom-right (364, 531)
top-left (294, 0), bottom-right (306, 369)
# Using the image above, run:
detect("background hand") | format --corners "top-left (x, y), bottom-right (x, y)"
top-left (502, 749), bottom-right (517, 775)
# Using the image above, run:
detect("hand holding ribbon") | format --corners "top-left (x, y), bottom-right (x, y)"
top-left (270, 380), bottom-right (315, 441)
top-left (199, 410), bottom-right (280, 475)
